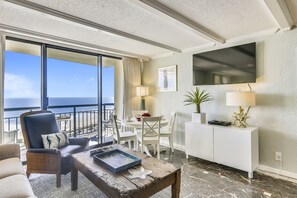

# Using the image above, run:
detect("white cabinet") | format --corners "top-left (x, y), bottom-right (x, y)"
top-left (185, 122), bottom-right (259, 178)
top-left (185, 122), bottom-right (214, 162)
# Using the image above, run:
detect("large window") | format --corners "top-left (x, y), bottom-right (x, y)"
top-left (4, 40), bottom-right (41, 146)
top-left (47, 48), bottom-right (99, 142)
top-left (3, 38), bottom-right (117, 151)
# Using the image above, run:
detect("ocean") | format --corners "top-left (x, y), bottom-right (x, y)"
top-left (4, 97), bottom-right (114, 118)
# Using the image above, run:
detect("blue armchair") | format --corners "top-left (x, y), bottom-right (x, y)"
top-left (20, 110), bottom-right (89, 187)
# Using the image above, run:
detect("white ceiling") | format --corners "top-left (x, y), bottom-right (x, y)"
top-left (0, 0), bottom-right (296, 59)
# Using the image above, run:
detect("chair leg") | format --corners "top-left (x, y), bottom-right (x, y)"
top-left (128, 140), bottom-right (131, 149)
top-left (153, 144), bottom-right (157, 155)
top-left (26, 172), bottom-right (31, 179)
top-left (157, 144), bottom-right (160, 160)
top-left (170, 136), bottom-right (174, 152)
top-left (133, 137), bottom-right (137, 150)
top-left (141, 143), bottom-right (143, 154)
top-left (56, 173), bottom-right (61, 188)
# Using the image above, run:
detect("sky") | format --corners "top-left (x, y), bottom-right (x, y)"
top-left (4, 51), bottom-right (114, 99)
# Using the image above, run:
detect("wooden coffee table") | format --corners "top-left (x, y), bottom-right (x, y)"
top-left (71, 145), bottom-right (181, 198)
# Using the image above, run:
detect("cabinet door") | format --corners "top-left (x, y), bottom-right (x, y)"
top-left (185, 123), bottom-right (213, 161)
top-left (213, 127), bottom-right (251, 172)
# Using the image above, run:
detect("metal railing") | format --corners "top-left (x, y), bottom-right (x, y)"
top-left (3, 103), bottom-right (114, 144)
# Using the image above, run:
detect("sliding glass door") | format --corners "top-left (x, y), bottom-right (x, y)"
top-left (101, 57), bottom-right (117, 143)
top-left (46, 47), bottom-right (100, 143)
top-left (4, 39), bottom-right (41, 149)
top-left (3, 37), bottom-right (119, 153)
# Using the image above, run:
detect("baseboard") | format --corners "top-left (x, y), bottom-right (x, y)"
top-left (160, 140), bottom-right (185, 152)
top-left (257, 165), bottom-right (297, 183)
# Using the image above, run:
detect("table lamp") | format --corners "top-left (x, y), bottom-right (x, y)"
top-left (136, 86), bottom-right (149, 110)
top-left (226, 91), bottom-right (255, 128)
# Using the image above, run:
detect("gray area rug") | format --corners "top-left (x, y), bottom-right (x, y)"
top-left (29, 173), bottom-right (171, 198)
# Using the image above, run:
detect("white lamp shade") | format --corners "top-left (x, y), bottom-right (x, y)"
top-left (136, 86), bottom-right (149, 97)
top-left (226, 92), bottom-right (255, 107)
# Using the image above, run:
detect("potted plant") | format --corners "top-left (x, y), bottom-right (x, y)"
top-left (184, 87), bottom-right (211, 123)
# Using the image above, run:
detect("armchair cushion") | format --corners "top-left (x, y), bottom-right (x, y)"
top-left (42, 132), bottom-right (69, 148)
top-left (59, 145), bottom-right (84, 157)
top-left (69, 137), bottom-right (89, 146)
top-left (23, 113), bottom-right (60, 148)
top-left (59, 145), bottom-right (87, 174)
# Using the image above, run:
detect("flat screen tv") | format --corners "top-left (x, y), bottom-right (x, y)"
top-left (193, 43), bottom-right (256, 85)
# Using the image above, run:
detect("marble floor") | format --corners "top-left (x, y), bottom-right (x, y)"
top-left (30, 146), bottom-right (297, 198)
top-left (157, 147), bottom-right (297, 198)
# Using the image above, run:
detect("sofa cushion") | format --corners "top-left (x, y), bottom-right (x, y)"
top-left (0, 174), bottom-right (35, 198)
top-left (0, 144), bottom-right (20, 161)
top-left (0, 157), bottom-right (25, 179)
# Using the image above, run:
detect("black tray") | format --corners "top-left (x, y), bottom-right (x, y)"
top-left (93, 149), bottom-right (141, 173)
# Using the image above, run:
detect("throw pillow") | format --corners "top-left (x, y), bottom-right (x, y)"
top-left (42, 132), bottom-right (69, 149)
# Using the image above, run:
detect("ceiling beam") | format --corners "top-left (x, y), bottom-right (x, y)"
top-left (4, 0), bottom-right (181, 53)
top-left (128, 0), bottom-right (225, 44)
top-left (264, 0), bottom-right (294, 31)
top-left (0, 23), bottom-right (150, 60)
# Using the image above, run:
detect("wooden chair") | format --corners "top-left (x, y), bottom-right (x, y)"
top-left (160, 112), bottom-right (177, 152)
top-left (20, 110), bottom-right (89, 187)
top-left (138, 116), bottom-right (161, 159)
top-left (112, 115), bottom-right (137, 149)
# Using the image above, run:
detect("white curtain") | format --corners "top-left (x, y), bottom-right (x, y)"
top-left (122, 58), bottom-right (141, 119)
top-left (0, 34), bottom-right (5, 144)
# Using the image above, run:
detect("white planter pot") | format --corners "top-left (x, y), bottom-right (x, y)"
top-left (192, 112), bottom-right (206, 123)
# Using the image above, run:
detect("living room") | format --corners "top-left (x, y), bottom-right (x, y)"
top-left (1, 0), bottom-right (297, 197)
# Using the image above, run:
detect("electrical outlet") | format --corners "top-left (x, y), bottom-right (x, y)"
top-left (275, 152), bottom-right (282, 161)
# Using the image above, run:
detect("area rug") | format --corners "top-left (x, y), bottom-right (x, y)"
top-left (29, 172), bottom-right (171, 198)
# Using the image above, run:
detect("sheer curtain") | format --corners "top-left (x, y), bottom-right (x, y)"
top-left (122, 58), bottom-right (141, 120)
top-left (0, 34), bottom-right (5, 143)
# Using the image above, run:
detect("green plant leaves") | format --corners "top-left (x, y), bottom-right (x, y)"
top-left (184, 87), bottom-right (211, 113)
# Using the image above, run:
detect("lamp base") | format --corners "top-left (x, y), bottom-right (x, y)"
top-left (140, 97), bottom-right (145, 110)
top-left (233, 106), bottom-right (249, 128)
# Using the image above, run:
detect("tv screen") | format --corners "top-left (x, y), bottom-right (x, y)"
top-left (193, 43), bottom-right (256, 85)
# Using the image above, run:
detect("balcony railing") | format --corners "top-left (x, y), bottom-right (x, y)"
top-left (3, 103), bottom-right (114, 144)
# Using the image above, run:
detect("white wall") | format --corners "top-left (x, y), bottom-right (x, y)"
top-left (143, 28), bottom-right (297, 174)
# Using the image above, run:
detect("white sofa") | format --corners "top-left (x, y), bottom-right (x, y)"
top-left (0, 144), bottom-right (35, 198)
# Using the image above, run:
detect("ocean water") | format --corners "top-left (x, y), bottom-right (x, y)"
top-left (4, 97), bottom-right (114, 118)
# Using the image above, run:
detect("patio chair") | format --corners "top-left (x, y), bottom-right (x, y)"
top-left (112, 115), bottom-right (137, 149)
top-left (20, 110), bottom-right (90, 188)
top-left (160, 112), bottom-right (177, 152)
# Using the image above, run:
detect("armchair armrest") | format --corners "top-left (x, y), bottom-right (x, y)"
top-left (69, 137), bottom-right (89, 146)
top-left (0, 143), bottom-right (20, 160)
top-left (27, 148), bottom-right (60, 155)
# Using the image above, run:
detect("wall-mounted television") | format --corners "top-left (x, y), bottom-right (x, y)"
top-left (193, 43), bottom-right (256, 85)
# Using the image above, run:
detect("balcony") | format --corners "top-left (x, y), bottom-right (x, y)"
top-left (3, 103), bottom-right (115, 152)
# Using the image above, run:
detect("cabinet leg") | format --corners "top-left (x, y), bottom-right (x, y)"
top-left (248, 172), bottom-right (253, 179)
